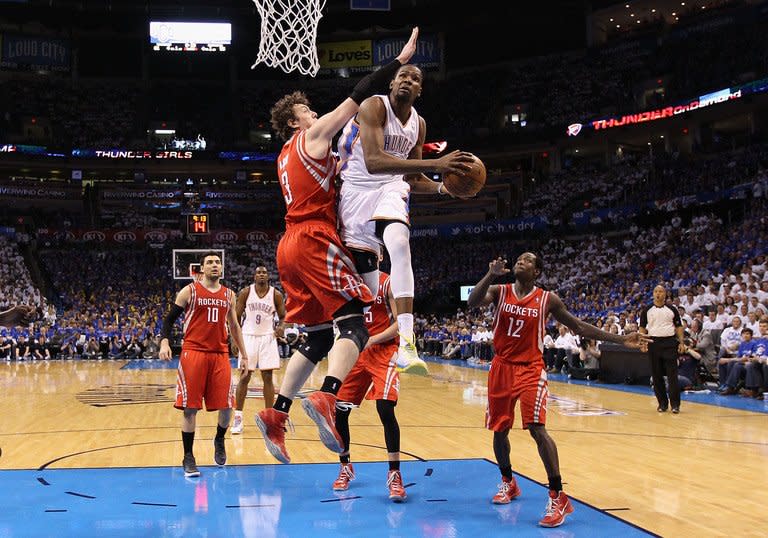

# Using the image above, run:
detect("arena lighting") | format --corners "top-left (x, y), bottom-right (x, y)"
top-left (155, 129), bottom-right (176, 135)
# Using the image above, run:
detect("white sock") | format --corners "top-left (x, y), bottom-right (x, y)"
top-left (234, 410), bottom-right (243, 418)
top-left (398, 313), bottom-right (414, 347)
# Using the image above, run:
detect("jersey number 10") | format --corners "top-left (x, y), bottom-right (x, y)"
top-left (207, 307), bottom-right (219, 323)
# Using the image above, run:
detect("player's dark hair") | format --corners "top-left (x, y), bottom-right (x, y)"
top-left (270, 91), bottom-right (310, 141)
top-left (254, 261), bottom-right (267, 270)
top-left (200, 251), bottom-right (221, 266)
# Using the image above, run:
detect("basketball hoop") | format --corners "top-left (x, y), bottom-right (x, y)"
top-left (189, 263), bottom-right (203, 282)
top-left (251, 0), bottom-right (327, 76)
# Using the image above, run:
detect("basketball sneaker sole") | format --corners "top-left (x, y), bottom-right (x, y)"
top-left (254, 414), bottom-right (290, 464)
top-left (301, 397), bottom-right (344, 453)
top-left (397, 359), bottom-right (429, 377)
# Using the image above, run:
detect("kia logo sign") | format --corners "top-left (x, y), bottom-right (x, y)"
top-left (83, 231), bottom-right (106, 242)
top-left (114, 231), bottom-right (137, 243)
top-left (247, 231), bottom-right (269, 241)
top-left (567, 123), bottom-right (583, 137)
top-left (145, 230), bottom-right (168, 242)
top-left (216, 231), bottom-right (238, 242)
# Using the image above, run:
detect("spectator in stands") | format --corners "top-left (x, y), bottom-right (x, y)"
top-left (689, 319), bottom-right (717, 377)
top-left (702, 310), bottom-right (723, 331)
top-left (720, 328), bottom-right (757, 395)
top-left (15, 335), bottom-right (31, 360)
top-left (719, 317), bottom-right (743, 358)
top-left (744, 320), bottom-right (768, 399)
top-left (0, 332), bottom-right (12, 360)
top-left (677, 338), bottom-right (702, 391)
top-left (553, 325), bottom-right (579, 373)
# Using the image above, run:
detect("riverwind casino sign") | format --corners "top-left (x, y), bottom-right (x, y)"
top-left (566, 77), bottom-right (768, 137)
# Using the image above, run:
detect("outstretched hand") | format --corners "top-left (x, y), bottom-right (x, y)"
top-left (488, 257), bottom-right (510, 277)
top-left (396, 27), bottom-right (419, 65)
top-left (435, 150), bottom-right (475, 176)
top-left (622, 332), bottom-right (652, 351)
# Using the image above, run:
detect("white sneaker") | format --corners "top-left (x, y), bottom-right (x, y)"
top-left (231, 413), bottom-right (244, 434)
top-left (396, 338), bottom-right (429, 376)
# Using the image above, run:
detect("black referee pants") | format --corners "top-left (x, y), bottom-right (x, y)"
top-left (648, 337), bottom-right (680, 409)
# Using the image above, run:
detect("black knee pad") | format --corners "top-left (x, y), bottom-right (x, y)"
top-left (350, 248), bottom-right (379, 275)
top-left (297, 327), bottom-right (335, 364)
top-left (335, 315), bottom-right (369, 352)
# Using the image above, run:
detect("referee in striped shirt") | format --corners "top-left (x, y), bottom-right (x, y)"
top-left (639, 285), bottom-right (685, 414)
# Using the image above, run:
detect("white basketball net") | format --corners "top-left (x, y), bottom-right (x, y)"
top-left (251, 0), bottom-right (327, 77)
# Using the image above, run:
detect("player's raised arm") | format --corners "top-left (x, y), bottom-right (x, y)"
top-left (467, 257), bottom-right (509, 308)
top-left (304, 27), bottom-right (420, 151)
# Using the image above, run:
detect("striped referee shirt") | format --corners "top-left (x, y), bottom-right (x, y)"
top-left (639, 304), bottom-right (682, 337)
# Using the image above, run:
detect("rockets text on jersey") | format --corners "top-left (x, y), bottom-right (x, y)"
top-left (491, 285), bottom-right (550, 365)
top-left (182, 281), bottom-right (233, 353)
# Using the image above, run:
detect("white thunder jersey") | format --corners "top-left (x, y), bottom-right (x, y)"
top-left (241, 285), bottom-right (276, 336)
top-left (338, 94), bottom-right (420, 188)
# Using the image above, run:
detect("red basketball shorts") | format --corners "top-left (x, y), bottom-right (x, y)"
top-left (336, 342), bottom-right (399, 405)
top-left (486, 359), bottom-right (548, 431)
top-left (277, 222), bottom-right (373, 325)
top-left (175, 349), bottom-right (234, 411)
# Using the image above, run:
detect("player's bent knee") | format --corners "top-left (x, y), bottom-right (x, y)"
top-left (376, 399), bottom-right (397, 421)
top-left (297, 327), bottom-right (335, 365)
top-left (336, 315), bottom-right (369, 352)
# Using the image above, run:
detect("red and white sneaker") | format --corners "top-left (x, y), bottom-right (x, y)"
top-left (491, 476), bottom-right (521, 504)
top-left (387, 470), bottom-right (407, 502)
top-left (332, 463), bottom-right (355, 491)
top-left (539, 490), bottom-right (574, 528)
top-left (301, 392), bottom-right (344, 453)
top-left (254, 408), bottom-right (290, 464)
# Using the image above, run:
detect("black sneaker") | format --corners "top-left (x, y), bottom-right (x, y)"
top-left (214, 437), bottom-right (226, 466)
top-left (183, 453), bottom-right (200, 477)
top-left (671, 407), bottom-right (680, 414)
top-left (657, 405), bottom-right (668, 412)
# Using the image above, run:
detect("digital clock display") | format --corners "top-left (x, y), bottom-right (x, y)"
top-left (187, 213), bottom-right (209, 235)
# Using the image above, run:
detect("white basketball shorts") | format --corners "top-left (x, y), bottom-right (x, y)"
top-left (239, 334), bottom-right (280, 371)
top-left (338, 180), bottom-right (410, 254)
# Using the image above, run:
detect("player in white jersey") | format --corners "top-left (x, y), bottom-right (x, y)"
top-left (231, 265), bottom-right (286, 434)
top-left (337, 64), bottom-right (474, 375)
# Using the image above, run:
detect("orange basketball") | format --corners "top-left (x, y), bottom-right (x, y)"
top-left (442, 154), bottom-right (486, 198)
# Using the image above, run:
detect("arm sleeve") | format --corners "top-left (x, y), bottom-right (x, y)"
top-left (349, 60), bottom-right (402, 104)
top-left (160, 304), bottom-right (184, 341)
